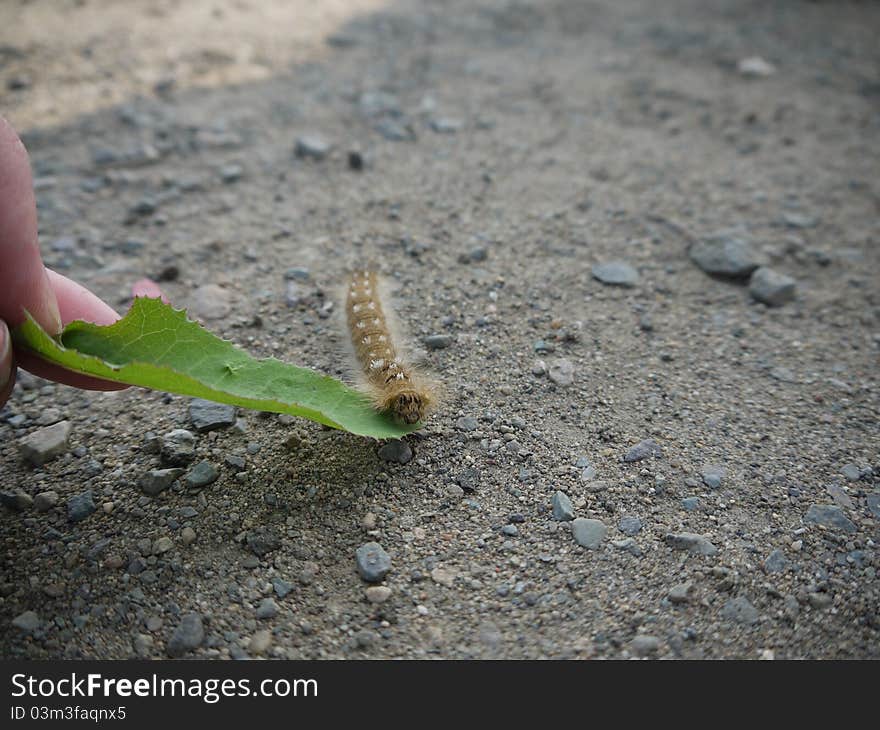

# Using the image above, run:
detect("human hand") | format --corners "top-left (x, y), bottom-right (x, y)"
top-left (0, 116), bottom-right (130, 408)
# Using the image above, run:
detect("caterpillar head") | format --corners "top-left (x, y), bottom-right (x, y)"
top-left (387, 389), bottom-right (429, 425)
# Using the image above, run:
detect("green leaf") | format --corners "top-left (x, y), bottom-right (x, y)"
top-left (12, 297), bottom-right (415, 439)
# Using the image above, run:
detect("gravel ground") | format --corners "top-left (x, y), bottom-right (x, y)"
top-left (1, 0), bottom-right (878, 659)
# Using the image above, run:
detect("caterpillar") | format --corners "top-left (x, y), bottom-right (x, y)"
top-left (345, 270), bottom-right (437, 425)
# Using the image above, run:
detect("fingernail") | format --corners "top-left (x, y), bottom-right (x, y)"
top-left (42, 269), bottom-right (63, 334)
top-left (0, 319), bottom-right (12, 388)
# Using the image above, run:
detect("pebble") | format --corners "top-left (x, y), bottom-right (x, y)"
top-left (431, 567), bottom-right (456, 587)
top-left (457, 468), bottom-right (480, 491)
top-left (246, 528), bottom-right (281, 557)
top-left (841, 464), bottom-right (862, 482)
top-left (356, 542), bottom-right (392, 582)
top-left (424, 334), bottom-right (454, 350)
top-left (18, 421), bottom-right (72, 466)
top-left (365, 586), bottom-right (393, 603)
top-left (153, 537), bottom-right (174, 554)
top-left (190, 284), bottom-right (232, 320)
top-left (34, 491), bottom-right (59, 512)
top-left (67, 492), bottom-right (96, 523)
top-left (551, 491), bottom-right (575, 521)
top-left (738, 56), bottom-right (776, 78)
top-left (763, 549), bottom-right (788, 573)
top-left (664, 532), bottom-right (717, 556)
top-left (689, 231), bottom-right (762, 278)
top-left (374, 118), bottom-right (415, 141)
top-left (804, 504), bottom-right (856, 533)
top-left (826, 484), bottom-right (853, 510)
top-left (623, 439), bottom-right (662, 462)
top-left (629, 634), bottom-right (661, 656)
top-left (12, 610), bottom-right (40, 633)
top-left (430, 117), bottom-right (462, 133)
top-left (807, 592), bottom-right (833, 609)
top-left (682, 496), bottom-right (700, 511)
top-left (378, 440), bottom-right (413, 464)
top-left (749, 267), bottom-right (796, 306)
top-left (548, 358), bottom-right (575, 386)
top-left (701, 464), bottom-right (726, 490)
top-left (272, 578), bottom-right (294, 598)
top-left (1, 490), bottom-right (32, 510)
top-left (501, 524), bottom-right (518, 536)
top-left (720, 596), bottom-right (759, 625)
top-left (180, 527), bottom-right (197, 545)
top-left (867, 493), bottom-right (880, 519)
top-left (571, 518), bottom-right (607, 549)
top-left (456, 416), bottom-right (479, 431)
top-left (294, 135), bottom-right (332, 160)
top-left (166, 613), bottom-right (204, 657)
top-left (668, 582), bottom-right (693, 604)
top-left (161, 429), bottom-right (196, 466)
top-left (189, 399), bottom-right (236, 432)
top-left (249, 630), bottom-right (272, 655)
top-left (139, 468), bottom-right (184, 496)
top-left (591, 261), bottom-right (639, 288)
top-left (185, 460), bottom-right (219, 489)
top-left (618, 515), bottom-right (642, 535)
top-left (220, 164), bottom-right (243, 183)
top-left (612, 538), bottom-right (643, 557)
top-left (256, 598), bottom-right (279, 619)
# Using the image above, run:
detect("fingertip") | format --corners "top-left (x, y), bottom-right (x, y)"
top-left (46, 269), bottom-right (120, 326)
top-left (132, 277), bottom-right (169, 303)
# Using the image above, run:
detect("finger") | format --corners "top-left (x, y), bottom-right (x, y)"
top-left (48, 268), bottom-right (120, 325)
top-left (0, 319), bottom-right (15, 407)
top-left (132, 277), bottom-right (169, 303)
top-left (0, 116), bottom-right (62, 333)
top-left (15, 269), bottom-right (127, 391)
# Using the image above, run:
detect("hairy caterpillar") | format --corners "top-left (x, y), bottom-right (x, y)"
top-left (345, 270), bottom-right (437, 425)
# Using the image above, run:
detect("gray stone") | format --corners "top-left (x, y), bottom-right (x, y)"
top-left (457, 467), bottom-right (480, 492)
top-left (689, 231), bottom-right (762, 278)
top-left (184, 460), bottom-right (219, 489)
top-left (501, 524), bottom-right (518, 536)
top-left (807, 592), bottom-right (833, 609)
top-left (618, 515), bottom-right (642, 535)
top-left (374, 118), bottom-right (415, 142)
top-left (629, 634), bottom-right (661, 656)
top-left (782, 211), bottom-right (818, 229)
top-left (763, 549), bottom-right (788, 573)
top-left (664, 532), bottom-right (717, 556)
top-left (0, 489), bottom-right (32, 510)
top-left (611, 538), bottom-right (643, 557)
top-left (67, 492), bottom-right (96, 523)
top-left (166, 613), bottom-right (204, 657)
top-left (682, 496), bottom-right (700, 511)
top-left (246, 528), bottom-right (281, 557)
top-left (826, 484), bottom-right (853, 510)
top-left (668, 582), bottom-right (693, 604)
top-left (220, 164), bottom-right (243, 183)
top-left (580, 465), bottom-right (598, 481)
top-left (701, 464), bottom-right (726, 490)
top-left (624, 439), bottom-right (662, 462)
top-left (424, 334), bottom-right (454, 350)
top-left (430, 117), bottom-right (462, 133)
top-left (365, 586), bottom-right (392, 603)
top-left (12, 610), bottom-right (40, 633)
top-left (189, 399), bottom-right (236, 432)
top-left (190, 285), bottom-right (231, 321)
top-left (160, 429), bottom-right (196, 466)
top-left (551, 491), bottom-right (575, 521)
top-left (378, 440), bottom-right (413, 464)
top-left (249, 630), bottom-right (272, 655)
top-left (456, 416), bottom-right (479, 431)
top-left (591, 261), bottom-right (639, 287)
top-left (867, 493), bottom-right (880, 519)
top-left (841, 463), bottom-right (862, 482)
top-left (33, 491), bottom-right (59, 512)
top-left (356, 542), bottom-right (392, 582)
top-left (571, 518), bottom-right (607, 549)
top-left (294, 135), bottom-right (332, 160)
top-left (139, 468), bottom-right (184, 496)
top-left (548, 359), bottom-right (575, 386)
top-left (749, 267), bottom-right (796, 306)
top-left (272, 578), bottom-right (294, 598)
top-left (804, 504), bottom-right (856, 533)
top-left (256, 598), bottom-right (279, 619)
top-left (18, 421), bottom-right (72, 466)
top-left (721, 596), bottom-right (759, 625)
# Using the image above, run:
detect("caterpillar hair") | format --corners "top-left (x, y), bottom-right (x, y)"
top-left (345, 270), bottom-right (437, 425)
